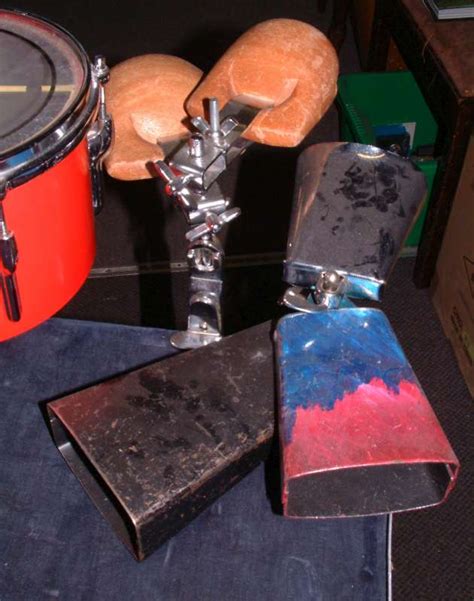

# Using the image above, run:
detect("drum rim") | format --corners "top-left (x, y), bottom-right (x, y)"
top-left (0, 9), bottom-right (97, 192)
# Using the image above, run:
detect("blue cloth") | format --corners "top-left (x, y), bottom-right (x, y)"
top-left (0, 318), bottom-right (389, 600)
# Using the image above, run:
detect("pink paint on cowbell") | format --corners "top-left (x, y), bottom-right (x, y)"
top-left (284, 377), bottom-right (459, 481)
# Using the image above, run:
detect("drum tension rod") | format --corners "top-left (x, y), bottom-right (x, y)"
top-left (0, 180), bottom-right (21, 322)
top-left (87, 56), bottom-right (113, 215)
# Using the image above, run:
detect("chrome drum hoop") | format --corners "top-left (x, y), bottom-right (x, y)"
top-left (0, 9), bottom-right (111, 196)
top-left (0, 74), bottom-right (101, 191)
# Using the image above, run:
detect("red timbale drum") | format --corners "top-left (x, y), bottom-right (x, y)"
top-left (0, 9), bottom-right (111, 341)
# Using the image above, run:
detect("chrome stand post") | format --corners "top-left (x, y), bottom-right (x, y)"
top-left (153, 98), bottom-right (257, 349)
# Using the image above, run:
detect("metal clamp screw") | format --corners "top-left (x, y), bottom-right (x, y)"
top-left (316, 271), bottom-right (345, 296)
top-left (185, 208), bottom-right (241, 242)
top-left (93, 55), bottom-right (110, 84)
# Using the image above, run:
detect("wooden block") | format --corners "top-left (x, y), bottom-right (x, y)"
top-left (187, 19), bottom-right (339, 147)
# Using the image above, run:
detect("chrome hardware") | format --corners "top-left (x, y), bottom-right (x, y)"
top-left (170, 235), bottom-right (224, 349)
top-left (282, 285), bottom-right (355, 313)
top-left (316, 271), bottom-right (346, 295)
top-left (155, 98), bottom-right (260, 348)
top-left (282, 270), bottom-right (350, 314)
top-left (92, 55), bottom-right (110, 83)
top-left (187, 235), bottom-right (223, 273)
top-left (0, 59), bottom-right (103, 191)
top-left (0, 182), bottom-right (21, 322)
top-left (168, 98), bottom-right (257, 191)
top-left (153, 161), bottom-right (229, 224)
top-left (313, 271), bottom-right (348, 309)
top-left (191, 116), bottom-right (211, 136)
top-left (185, 208), bottom-right (241, 243)
top-left (188, 134), bottom-right (205, 158)
top-left (208, 98), bottom-right (221, 135)
top-left (87, 56), bottom-right (113, 214)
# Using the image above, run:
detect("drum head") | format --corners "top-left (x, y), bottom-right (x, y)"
top-left (0, 10), bottom-right (88, 157)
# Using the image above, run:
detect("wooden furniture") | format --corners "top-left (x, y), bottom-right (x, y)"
top-left (327, 0), bottom-right (352, 52)
top-left (368, 0), bottom-right (474, 287)
top-left (327, 0), bottom-right (406, 69)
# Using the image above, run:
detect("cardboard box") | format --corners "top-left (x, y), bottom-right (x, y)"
top-left (432, 132), bottom-right (474, 397)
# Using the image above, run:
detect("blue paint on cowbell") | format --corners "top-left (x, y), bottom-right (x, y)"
top-left (275, 308), bottom-right (415, 441)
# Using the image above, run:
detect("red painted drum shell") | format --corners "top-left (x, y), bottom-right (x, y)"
top-left (0, 9), bottom-right (100, 341)
top-left (0, 139), bottom-right (95, 341)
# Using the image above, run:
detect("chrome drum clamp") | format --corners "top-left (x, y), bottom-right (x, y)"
top-left (153, 98), bottom-right (258, 349)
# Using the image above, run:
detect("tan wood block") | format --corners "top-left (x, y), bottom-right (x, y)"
top-left (186, 19), bottom-right (339, 147)
top-left (105, 55), bottom-right (203, 180)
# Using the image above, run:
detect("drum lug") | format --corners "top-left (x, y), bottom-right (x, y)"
top-left (87, 56), bottom-right (113, 215)
top-left (0, 181), bottom-right (21, 322)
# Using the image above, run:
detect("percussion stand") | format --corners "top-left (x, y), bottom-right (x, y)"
top-left (154, 98), bottom-right (257, 349)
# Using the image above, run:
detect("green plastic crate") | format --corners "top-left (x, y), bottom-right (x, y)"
top-left (337, 71), bottom-right (439, 247)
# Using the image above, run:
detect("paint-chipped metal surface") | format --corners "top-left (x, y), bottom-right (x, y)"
top-left (48, 321), bottom-right (275, 560)
top-left (284, 142), bottom-right (427, 300)
top-left (275, 309), bottom-right (459, 518)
